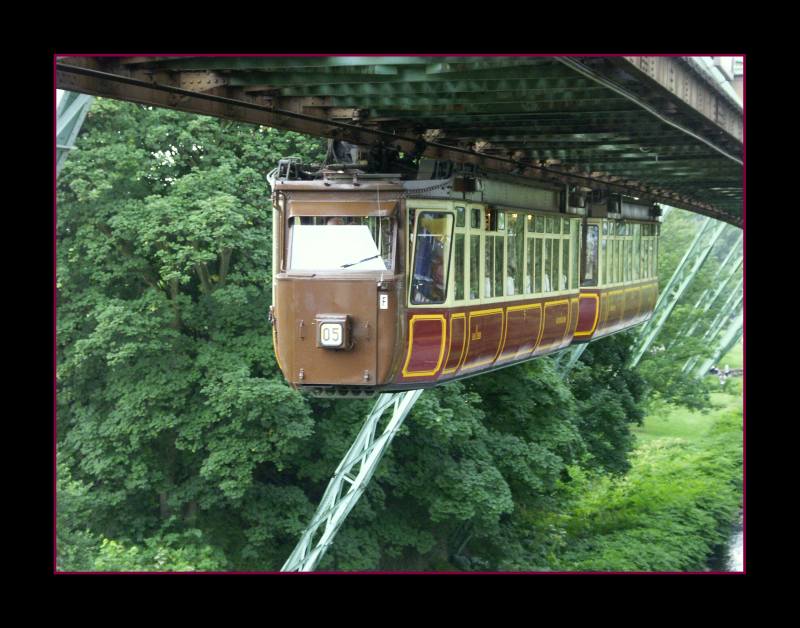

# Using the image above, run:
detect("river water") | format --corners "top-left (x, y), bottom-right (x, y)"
top-left (708, 510), bottom-right (743, 572)
top-left (725, 513), bottom-right (744, 571)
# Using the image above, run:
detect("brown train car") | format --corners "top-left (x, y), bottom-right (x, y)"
top-left (269, 165), bottom-right (660, 397)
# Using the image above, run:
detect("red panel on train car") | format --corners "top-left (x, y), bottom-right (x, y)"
top-left (402, 315), bottom-right (446, 378)
top-left (462, 309), bottom-right (504, 371)
top-left (536, 300), bottom-right (570, 353)
top-left (574, 292), bottom-right (599, 339)
top-left (443, 313), bottom-right (467, 374)
top-left (498, 304), bottom-right (542, 362)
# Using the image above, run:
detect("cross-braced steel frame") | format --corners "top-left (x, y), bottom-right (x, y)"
top-left (57, 91), bottom-right (93, 175)
top-left (628, 218), bottom-right (728, 368)
top-left (282, 389), bottom-right (423, 572)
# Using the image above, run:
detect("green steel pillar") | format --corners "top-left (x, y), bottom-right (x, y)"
top-left (282, 389), bottom-right (423, 572)
top-left (682, 282), bottom-right (743, 374)
top-left (557, 343), bottom-right (589, 375)
top-left (694, 312), bottom-right (743, 378)
top-left (629, 219), bottom-right (728, 368)
top-left (671, 232), bottom-right (743, 346)
top-left (57, 91), bottom-right (94, 176)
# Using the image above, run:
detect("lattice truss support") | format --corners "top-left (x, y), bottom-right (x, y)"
top-left (670, 232), bottom-right (742, 349)
top-left (555, 343), bottom-right (589, 375)
top-left (282, 389), bottom-right (423, 572)
top-left (57, 91), bottom-right (94, 175)
top-left (628, 217), bottom-right (729, 368)
top-left (691, 312), bottom-right (743, 378)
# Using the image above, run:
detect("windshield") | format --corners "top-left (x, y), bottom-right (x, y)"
top-left (288, 216), bottom-right (394, 271)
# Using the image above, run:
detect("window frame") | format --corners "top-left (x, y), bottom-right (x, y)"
top-left (407, 207), bottom-right (456, 308)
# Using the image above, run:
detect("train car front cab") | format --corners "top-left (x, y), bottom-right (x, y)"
top-left (271, 181), bottom-right (403, 395)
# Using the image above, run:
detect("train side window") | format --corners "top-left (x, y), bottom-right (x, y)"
top-left (626, 239), bottom-right (633, 282)
top-left (561, 237), bottom-right (569, 290)
top-left (654, 237), bottom-right (659, 276)
top-left (633, 224), bottom-right (641, 281)
top-left (495, 234), bottom-right (504, 297)
top-left (471, 208), bottom-right (483, 229)
top-left (485, 235), bottom-right (495, 297)
top-left (456, 206), bottom-right (465, 228)
top-left (534, 239), bottom-right (543, 293)
top-left (543, 239), bottom-right (553, 292)
top-left (454, 234), bottom-right (465, 301)
top-left (484, 234), bottom-right (505, 298)
top-left (571, 222), bottom-right (579, 289)
top-left (582, 224), bottom-right (599, 286)
top-left (507, 213), bottom-right (524, 296)
top-left (470, 235), bottom-right (480, 299)
top-left (410, 212), bottom-right (453, 305)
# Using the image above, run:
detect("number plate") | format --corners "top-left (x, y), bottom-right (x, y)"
top-left (319, 322), bottom-right (343, 347)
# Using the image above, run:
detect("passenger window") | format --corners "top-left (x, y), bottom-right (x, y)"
top-left (410, 212), bottom-right (453, 305)
top-left (456, 206), bottom-right (465, 228)
top-left (471, 208), bottom-right (482, 229)
top-left (507, 213), bottom-right (524, 297)
top-left (470, 235), bottom-right (480, 299)
top-left (454, 234), bottom-right (465, 301)
top-left (570, 225), bottom-right (580, 289)
top-left (582, 225), bottom-right (599, 286)
top-left (494, 236), bottom-right (504, 297)
top-left (534, 239), bottom-right (542, 293)
top-left (485, 235), bottom-right (495, 298)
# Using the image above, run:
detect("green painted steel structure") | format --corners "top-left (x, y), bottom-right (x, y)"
top-left (56, 55), bottom-right (743, 227)
top-left (628, 219), bottom-right (728, 368)
top-left (56, 91), bottom-right (93, 175)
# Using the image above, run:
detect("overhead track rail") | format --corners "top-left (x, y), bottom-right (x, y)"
top-left (56, 56), bottom-right (743, 227)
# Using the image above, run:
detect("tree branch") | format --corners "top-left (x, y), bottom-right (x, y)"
top-left (218, 247), bottom-right (233, 287)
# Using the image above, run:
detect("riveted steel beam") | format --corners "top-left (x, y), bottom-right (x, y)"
top-left (56, 60), bottom-right (741, 226)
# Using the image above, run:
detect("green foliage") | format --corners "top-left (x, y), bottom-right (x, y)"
top-left (547, 396), bottom-right (742, 571)
top-left (92, 532), bottom-right (227, 572)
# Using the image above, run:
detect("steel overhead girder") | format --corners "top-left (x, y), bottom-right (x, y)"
top-left (282, 389), bottom-right (423, 572)
top-left (629, 219), bottom-right (728, 368)
top-left (55, 57), bottom-right (742, 227)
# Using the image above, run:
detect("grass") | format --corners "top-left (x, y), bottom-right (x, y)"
top-left (635, 388), bottom-right (742, 445)
top-left (635, 337), bottom-right (743, 446)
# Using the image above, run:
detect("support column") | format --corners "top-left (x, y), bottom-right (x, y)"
top-left (57, 91), bottom-right (94, 176)
top-left (629, 219), bottom-right (728, 368)
top-left (282, 389), bottom-right (424, 572)
top-left (694, 312), bottom-right (743, 378)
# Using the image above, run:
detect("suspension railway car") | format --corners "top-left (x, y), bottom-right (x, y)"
top-left (268, 160), bottom-right (660, 396)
